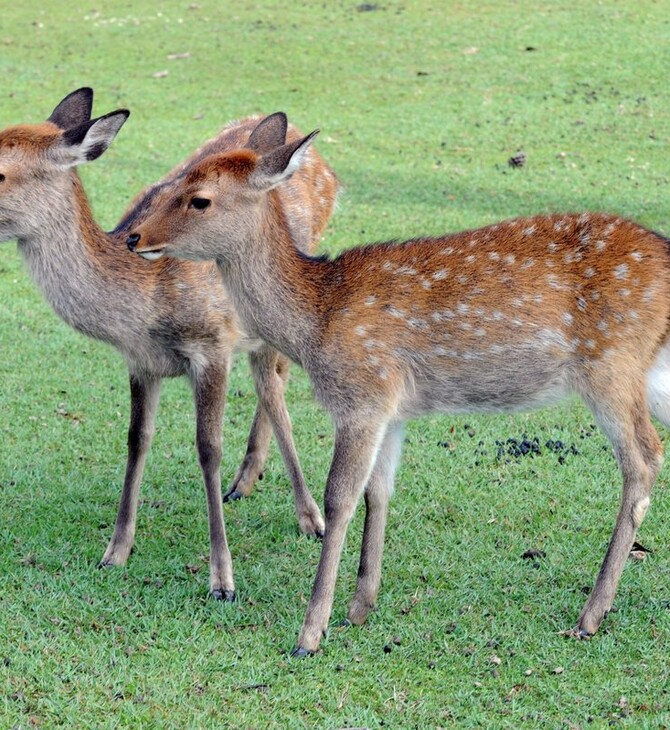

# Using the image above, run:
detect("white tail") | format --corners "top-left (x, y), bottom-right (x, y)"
top-left (127, 117), bottom-right (670, 653)
top-left (0, 92), bottom-right (338, 599)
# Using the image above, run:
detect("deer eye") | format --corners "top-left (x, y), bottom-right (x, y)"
top-left (0, 174), bottom-right (5, 182)
top-left (189, 197), bottom-right (211, 210)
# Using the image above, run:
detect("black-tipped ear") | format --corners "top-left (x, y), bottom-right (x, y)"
top-left (245, 112), bottom-right (288, 154)
top-left (48, 88), bottom-right (94, 129)
top-left (250, 129), bottom-right (319, 190)
top-left (62, 109), bottom-right (130, 161)
top-left (48, 109), bottom-right (130, 168)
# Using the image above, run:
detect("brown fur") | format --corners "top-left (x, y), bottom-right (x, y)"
top-left (0, 97), bottom-right (339, 601)
top-left (126, 126), bottom-right (670, 654)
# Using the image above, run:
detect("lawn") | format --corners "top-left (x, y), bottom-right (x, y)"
top-left (1, 1), bottom-right (670, 727)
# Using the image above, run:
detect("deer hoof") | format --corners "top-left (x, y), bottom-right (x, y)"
top-left (290, 647), bottom-right (314, 659)
top-left (211, 589), bottom-right (236, 602)
top-left (222, 489), bottom-right (243, 503)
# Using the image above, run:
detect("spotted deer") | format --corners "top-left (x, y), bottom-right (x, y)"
top-left (126, 113), bottom-right (670, 654)
top-left (0, 90), bottom-right (338, 600)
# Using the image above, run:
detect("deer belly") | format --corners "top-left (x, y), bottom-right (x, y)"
top-left (400, 348), bottom-right (571, 418)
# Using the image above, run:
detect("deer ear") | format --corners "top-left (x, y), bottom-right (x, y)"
top-left (47, 88), bottom-right (94, 129)
top-left (49, 109), bottom-right (130, 168)
top-left (250, 129), bottom-right (319, 191)
top-left (245, 112), bottom-right (288, 154)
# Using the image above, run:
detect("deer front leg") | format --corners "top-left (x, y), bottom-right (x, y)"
top-left (193, 363), bottom-right (235, 601)
top-left (293, 421), bottom-right (387, 656)
top-left (348, 423), bottom-right (404, 626)
top-left (243, 346), bottom-right (325, 537)
top-left (99, 374), bottom-right (162, 568)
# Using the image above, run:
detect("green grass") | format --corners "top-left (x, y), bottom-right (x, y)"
top-left (1, 0), bottom-right (670, 727)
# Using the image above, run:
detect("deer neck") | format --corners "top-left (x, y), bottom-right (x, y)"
top-left (17, 171), bottom-right (137, 342)
top-left (217, 193), bottom-right (324, 367)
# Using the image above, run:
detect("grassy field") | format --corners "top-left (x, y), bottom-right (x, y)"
top-left (1, 1), bottom-right (670, 727)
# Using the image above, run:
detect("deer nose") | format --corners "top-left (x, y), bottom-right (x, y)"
top-left (127, 233), bottom-right (141, 251)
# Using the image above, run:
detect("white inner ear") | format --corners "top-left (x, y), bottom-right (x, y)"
top-left (257, 141), bottom-right (313, 190)
top-left (50, 116), bottom-right (125, 169)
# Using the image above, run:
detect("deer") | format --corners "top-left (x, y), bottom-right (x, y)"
top-left (125, 112), bottom-right (670, 655)
top-left (0, 89), bottom-right (339, 600)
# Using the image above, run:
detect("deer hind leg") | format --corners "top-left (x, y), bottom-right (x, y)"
top-left (193, 363), bottom-right (235, 601)
top-left (577, 381), bottom-right (663, 637)
top-left (100, 374), bottom-right (162, 568)
top-left (225, 390), bottom-right (273, 502)
top-left (294, 420), bottom-right (388, 656)
top-left (241, 345), bottom-right (324, 537)
top-left (348, 422), bottom-right (405, 627)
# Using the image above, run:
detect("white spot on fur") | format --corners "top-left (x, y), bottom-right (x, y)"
top-left (492, 311), bottom-right (504, 321)
top-left (355, 325), bottom-right (367, 336)
top-left (523, 225), bottom-right (536, 236)
top-left (407, 318), bottom-right (428, 330)
top-left (456, 303), bottom-right (470, 314)
top-left (595, 239), bottom-right (606, 251)
top-left (534, 294), bottom-right (543, 304)
top-left (434, 345), bottom-right (447, 356)
top-left (630, 251), bottom-right (643, 262)
top-left (614, 263), bottom-right (629, 280)
top-left (386, 306), bottom-right (405, 318)
top-left (589, 291), bottom-right (601, 302)
top-left (597, 320), bottom-right (608, 332)
top-left (577, 297), bottom-right (587, 312)
top-left (512, 298), bottom-right (523, 308)
top-left (562, 312), bottom-right (573, 325)
top-left (432, 269), bottom-right (448, 281)
top-left (474, 327), bottom-right (486, 337)
top-left (585, 339), bottom-right (596, 350)
top-left (364, 295), bottom-right (377, 306)
top-left (382, 261), bottom-right (394, 271)
top-left (521, 257), bottom-right (535, 269)
top-left (396, 265), bottom-right (416, 276)
top-left (459, 321), bottom-right (472, 331)
top-left (619, 288), bottom-right (631, 298)
top-left (584, 266), bottom-right (595, 278)
top-left (504, 254), bottom-right (516, 265)
top-left (488, 251), bottom-right (500, 261)
top-left (644, 284), bottom-right (658, 303)
top-left (547, 274), bottom-right (563, 290)
top-left (466, 254), bottom-right (476, 263)
top-left (421, 279), bottom-right (432, 290)
top-left (457, 275), bottom-right (469, 285)
top-left (441, 247), bottom-right (455, 256)
top-left (368, 355), bottom-right (380, 366)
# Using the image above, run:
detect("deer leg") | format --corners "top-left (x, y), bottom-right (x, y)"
top-left (193, 363), bottom-right (235, 601)
top-left (242, 346), bottom-right (324, 537)
top-left (99, 374), bottom-right (162, 568)
top-left (225, 400), bottom-right (273, 502)
top-left (293, 421), bottom-right (387, 656)
top-left (577, 388), bottom-right (662, 636)
top-left (348, 422), bottom-right (404, 626)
